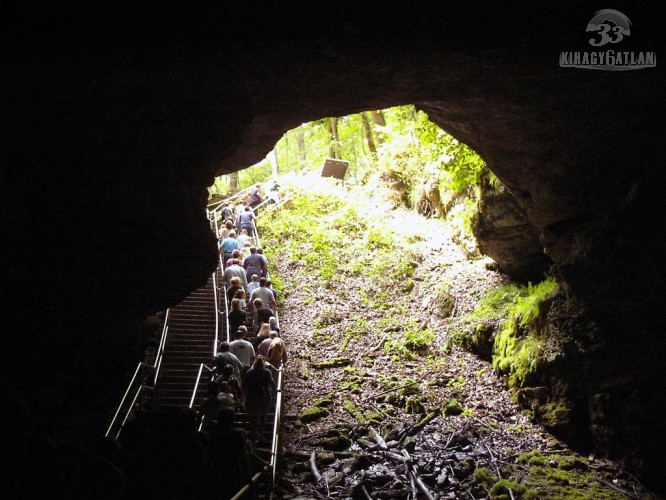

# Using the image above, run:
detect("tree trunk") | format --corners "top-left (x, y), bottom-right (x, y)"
top-left (229, 171), bottom-right (239, 193)
top-left (268, 146), bottom-right (279, 178)
top-left (371, 110), bottom-right (386, 145)
top-left (361, 112), bottom-right (377, 158)
top-left (325, 117), bottom-right (341, 159)
top-left (296, 125), bottom-right (307, 168)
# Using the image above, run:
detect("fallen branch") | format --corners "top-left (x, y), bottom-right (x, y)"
top-left (368, 426), bottom-right (388, 450)
top-left (384, 450), bottom-right (408, 463)
top-left (366, 380), bottom-right (420, 400)
top-left (309, 450), bottom-right (322, 484)
top-left (596, 478), bottom-right (640, 499)
top-left (485, 444), bottom-right (502, 479)
top-left (407, 465), bottom-right (419, 499)
top-left (407, 411), bottom-right (438, 437)
top-left (403, 450), bottom-right (437, 500)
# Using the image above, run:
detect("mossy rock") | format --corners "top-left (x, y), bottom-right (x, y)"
top-left (398, 379), bottom-right (421, 396)
top-left (516, 386), bottom-right (550, 406)
top-left (437, 292), bottom-right (455, 318)
top-left (313, 393), bottom-right (336, 407)
top-left (518, 450), bottom-right (548, 467)
top-left (557, 455), bottom-right (589, 472)
top-left (534, 400), bottom-right (573, 431)
top-left (300, 406), bottom-right (329, 423)
top-left (342, 375), bottom-right (364, 394)
top-left (453, 459), bottom-right (476, 480)
top-left (357, 438), bottom-right (373, 448)
top-left (315, 357), bottom-right (351, 369)
top-left (317, 452), bottom-right (337, 465)
top-left (405, 396), bottom-right (426, 414)
top-left (384, 393), bottom-right (404, 406)
top-left (489, 479), bottom-right (534, 499)
top-left (403, 279), bottom-right (415, 293)
top-left (320, 433), bottom-right (351, 451)
top-left (365, 411), bottom-right (385, 426)
top-left (471, 321), bottom-right (495, 361)
top-left (472, 467), bottom-right (497, 490)
top-left (443, 399), bottom-right (463, 416)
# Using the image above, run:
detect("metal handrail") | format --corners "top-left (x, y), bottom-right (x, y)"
top-left (229, 365), bottom-right (284, 499)
top-left (190, 252), bottom-right (230, 427)
top-left (221, 256), bottom-right (230, 344)
top-left (271, 366), bottom-right (284, 487)
top-left (209, 191), bottom-right (287, 498)
top-left (152, 325), bottom-right (169, 383)
top-left (105, 309), bottom-right (170, 438)
top-left (190, 363), bottom-right (207, 409)
top-left (105, 362), bottom-right (144, 438)
top-left (207, 185), bottom-right (254, 211)
top-left (213, 268), bottom-right (220, 356)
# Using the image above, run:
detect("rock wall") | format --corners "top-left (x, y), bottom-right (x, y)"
top-left (3, 1), bottom-right (665, 492)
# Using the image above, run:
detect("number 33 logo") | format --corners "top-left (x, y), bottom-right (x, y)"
top-left (589, 23), bottom-right (626, 46)
top-left (586, 9), bottom-right (632, 47)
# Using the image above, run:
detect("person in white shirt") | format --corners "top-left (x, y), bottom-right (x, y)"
top-left (228, 326), bottom-right (255, 372)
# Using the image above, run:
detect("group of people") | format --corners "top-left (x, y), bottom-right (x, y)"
top-left (198, 201), bottom-right (288, 451)
top-left (215, 181), bottom-right (280, 237)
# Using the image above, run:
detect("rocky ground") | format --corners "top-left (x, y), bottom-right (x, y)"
top-left (268, 196), bottom-right (657, 499)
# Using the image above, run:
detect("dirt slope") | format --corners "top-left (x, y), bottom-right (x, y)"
top-left (266, 184), bottom-right (654, 499)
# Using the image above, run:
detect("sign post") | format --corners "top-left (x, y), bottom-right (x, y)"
top-left (320, 158), bottom-right (349, 187)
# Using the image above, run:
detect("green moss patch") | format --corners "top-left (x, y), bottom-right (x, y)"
top-left (315, 357), bottom-right (351, 369)
top-left (300, 406), bottom-right (329, 423)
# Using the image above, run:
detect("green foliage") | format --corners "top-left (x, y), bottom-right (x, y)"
top-left (472, 467), bottom-right (497, 490)
top-left (516, 452), bottom-right (625, 499)
top-left (415, 112), bottom-right (486, 194)
top-left (472, 283), bottom-right (523, 322)
top-left (384, 319), bottom-right (434, 359)
top-left (512, 278), bottom-right (557, 328)
top-left (314, 357), bottom-right (351, 369)
top-left (491, 277), bottom-right (558, 388)
top-left (434, 281), bottom-right (455, 318)
top-left (300, 406), bottom-right (329, 423)
top-left (447, 196), bottom-right (481, 256)
top-left (209, 105), bottom-right (488, 211)
top-left (489, 479), bottom-right (533, 499)
top-left (443, 399), bottom-right (463, 416)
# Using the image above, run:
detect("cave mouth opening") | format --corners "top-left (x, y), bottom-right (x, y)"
top-left (208, 104), bottom-right (491, 218)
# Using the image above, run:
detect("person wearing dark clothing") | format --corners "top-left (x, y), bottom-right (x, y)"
top-left (227, 299), bottom-right (247, 338)
top-left (216, 363), bottom-right (245, 411)
top-left (226, 276), bottom-right (242, 306)
top-left (252, 298), bottom-right (273, 334)
top-left (243, 247), bottom-right (264, 283)
top-left (206, 408), bottom-right (251, 499)
top-left (256, 247), bottom-right (269, 277)
top-left (198, 381), bottom-right (236, 432)
top-left (212, 342), bottom-right (244, 379)
top-left (243, 356), bottom-right (276, 445)
top-left (237, 205), bottom-right (257, 237)
top-left (248, 183), bottom-right (264, 209)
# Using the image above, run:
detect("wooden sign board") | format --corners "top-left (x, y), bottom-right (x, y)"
top-left (320, 158), bottom-right (349, 180)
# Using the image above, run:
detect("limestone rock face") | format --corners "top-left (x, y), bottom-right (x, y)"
top-left (474, 180), bottom-right (552, 282)
top-left (3, 2), bottom-right (665, 492)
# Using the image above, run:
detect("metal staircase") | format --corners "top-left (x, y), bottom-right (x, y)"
top-left (152, 273), bottom-right (217, 409)
top-left (107, 185), bottom-right (288, 498)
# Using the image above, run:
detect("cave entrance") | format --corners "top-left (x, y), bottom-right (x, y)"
top-left (209, 105), bottom-right (488, 222)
